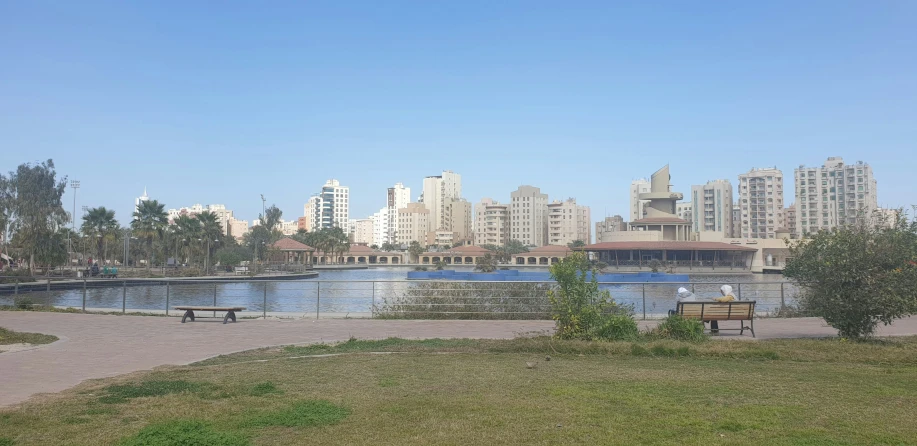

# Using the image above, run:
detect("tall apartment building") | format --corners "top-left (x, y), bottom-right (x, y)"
top-left (690, 179), bottom-right (734, 237)
top-left (370, 208), bottom-right (388, 247)
top-left (793, 157), bottom-right (878, 235)
top-left (385, 183), bottom-right (411, 245)
top-left (305, 179), bottom-right (350, 233)
top-left (629, 179), bottom-right (651, 221)
top-left (133, 188), bottom-right (149, 221)
top-left (784, 204), bottom-right (797, 239)
top-left (738, 167), bottom-right (784, 239)
top-left (421, 170), bottom-right (462, 232)
top-left (510, 185), bottom-right (549, 247)
top-left (397, 203), bottom-right (429, 245)
top-left (473, 198), bottom-right (510, 246)
top-left (547, 199), bottom-right (592, 246)
top-left (349, 219), bottom-right (374, 245)
top-left (595, 215), bottom-right (626, 243)
top-left (731, 203), bottom-right (741, 238)
top-left (228, 217), bottom-right (249, 241)
top-left (444, 198), bottom-right (472, 242)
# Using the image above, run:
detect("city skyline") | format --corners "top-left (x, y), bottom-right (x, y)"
top-left (3, 2), bottom-right (914, 227)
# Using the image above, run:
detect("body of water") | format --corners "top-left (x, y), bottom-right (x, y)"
top-left (3, 268), bottom-right (795, 318)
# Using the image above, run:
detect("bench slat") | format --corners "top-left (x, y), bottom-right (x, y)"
top-left (677, 301), bottom-right (755, 321)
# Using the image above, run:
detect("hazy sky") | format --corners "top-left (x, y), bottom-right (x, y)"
top-left (2, 1), bottom-right (915, 225)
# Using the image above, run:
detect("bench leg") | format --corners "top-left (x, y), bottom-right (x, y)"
top-left (750, 318), bottom-right (755, 338)
top-left (182, 310), bottom-right (195, 323)
top-left (223, 311), bottom-right (237, 324)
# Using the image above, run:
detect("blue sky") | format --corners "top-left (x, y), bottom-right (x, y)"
top-left (2, 1), bottom-right (915, 225)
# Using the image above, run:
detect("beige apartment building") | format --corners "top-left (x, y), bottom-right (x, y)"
top-left (794, 157), bottom-right (878, 235)
top-left (785, 204), bottom-right (797, 238)
top-left (349, 218), bottom-right (374, 245)
top-left (228, 217), bottom-right (249, 241)
top-left (690, 179), bottom-right (734, 237)
top-left (443, 198), bottom-right (472, 243)
top-left (511, 185), bottom-right (549, 247)
top-left (738, 167), bottom-right (784, 239)
top-left (474, 198), bottom-right (509, 246)
top-left (547, 199), bottom-right (592, 246)
top-left (421, 170), bottom-right (461, 233)
top-left (595, 215), bottom-right (626, 243)
top-left (397, 203), bottom-right (429, 245)
top-left (629, 179), bottom-right (651, 221)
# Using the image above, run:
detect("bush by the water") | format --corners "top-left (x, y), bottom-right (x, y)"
top-left (650, 315), bottom-right (707, 342)
top-left (548, 253), bottom-right (635, 341)
top-left (374, 281), bottom-right (552, 320)
top-left (13, 297), bottom-right (35, 310)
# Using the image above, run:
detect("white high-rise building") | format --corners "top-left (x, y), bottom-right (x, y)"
top-left (371, 208), bottom-right (389, 247)
top-left (676, 202), bottom-right (693, 224)
top-left (133, 188), bottom-right (149, 220)
top-left (629, 179), bottom-right (651, 221)
top-left (510, 185), bottom-right (549, 247)
top-left (794, 157), bottom-right (878, 235)
top-left (690, 180), bottom-right (734, 237)
top-left (421, 170), bottom-right (462, 232)
top-left (305, 179), bottom-right (350, 233)
top-left (738, 167), bottom-right (784, 239)
top-left (386, 183), bottom-right (411, 245)
top-left (547, 199), bottom-right (592, 246)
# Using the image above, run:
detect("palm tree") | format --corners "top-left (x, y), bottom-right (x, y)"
top-left (131, 200), bottom-right (168, 270)
top-left (197, 211), bottom-right (222, 272)
top-left (408, 241), bottom-right (424, 263)
top-left (173, 215), bottom-right (202, 266)
top-left (81, 207), bottom-right (119, 265)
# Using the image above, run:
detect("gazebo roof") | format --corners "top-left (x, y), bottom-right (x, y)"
top-left (271, 237), bottom-right (314, 251)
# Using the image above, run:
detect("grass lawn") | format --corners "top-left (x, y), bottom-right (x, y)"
top-left (2, 336), bottom-right (917, 445)
top-left (0, 327), bottom-right (58, 345)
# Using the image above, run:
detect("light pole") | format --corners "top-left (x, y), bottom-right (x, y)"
top-left (70, 180), bottom-right (80, 268)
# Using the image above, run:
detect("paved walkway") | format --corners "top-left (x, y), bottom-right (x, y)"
top-left (2, 312), bottom-right (917, 408)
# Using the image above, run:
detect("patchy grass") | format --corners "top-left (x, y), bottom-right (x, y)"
top-left (1, 337), bottom-right (917, 445)
top-left (243, 400), bottom-right (350, 428)
top-left (0, 327), bottom-right (58, 345)
top-left (97, 380), bottom-right (216, 404)
top-left (0, 306), bottom-right (166, 317)
top-left (119, 420), bottom-right (248, 446)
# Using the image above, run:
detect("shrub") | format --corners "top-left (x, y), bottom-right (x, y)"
top-left (549, 253), bottom-right (633, 340)
top-left (784, 209), bottom-right (917, 339)
top-left (650, 315), bottom-right (707, 342)
top-left (594, 314), bottom-right (640, 341)
top-left (13, 297), bottom-right (34, 310)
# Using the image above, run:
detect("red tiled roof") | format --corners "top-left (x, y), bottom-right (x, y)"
top-left (582, 241), bottom-right (757, 252)
top-left (631, 217), bottom-right (689, 224)
top-left (517, 245), bottom-right (572, 255)
top-left (313, 244), bottom-right (404, 256)
top-left (271, 238), bottom-right (314, 251)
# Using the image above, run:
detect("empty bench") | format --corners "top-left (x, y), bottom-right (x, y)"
top-left (174, 306), bottom-right (246, 324)
top-left (676, 300), bottom-right (756, 337)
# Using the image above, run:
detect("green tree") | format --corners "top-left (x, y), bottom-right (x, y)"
top-left (81, 207), bottom-right (119, 265)
top-left (214, 245), bottom-right (250, 269)
top-left (370, 244), bottom-right (380, 250)
top-left (567, 240), bottom-right (586, 249)
top-left (197, 211), bottom-right (223, 272)
top-left (474, 253), bottom-right (498, 273)
top-left (480, 240), bottom-right (528, 263)
top-left (784, 209), bottom-right (917, 339)
top-left (131, 200), bottom-right (168, 270)
top-left (380, 242), bottom-right (397, 252)
top-left (408, 241), bottom-right (424, 263)
top-left (2, 160), bottom-right (68, 272)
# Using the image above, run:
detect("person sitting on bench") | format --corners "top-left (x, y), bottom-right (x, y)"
top-left (708, 285), bottom-right (736, 333)
top-left (669, 287), bottom-right (696, 316)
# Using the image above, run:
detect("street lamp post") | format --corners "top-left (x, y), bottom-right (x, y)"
top-left (70, 180), bottom-right (80, 268)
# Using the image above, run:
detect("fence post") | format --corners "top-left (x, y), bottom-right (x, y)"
top-left (690, 283), bottom-right (695, 293)
top-left (14, 278), bottom-right (18, 296)
top-left (47, 279), bottom-right (51, 308)
top-left (316, 282), bottom-right (321, 320)
top-left (780, 282), bottom-right (786, 312)
top-left (262, 282), bottom-right (267, 319)
top-left (82, 278), bottom-right (87, 313)
top-left (641, 283), bottom-right (647, 320)
top-left (213, 282), bottom-right (217, 317)
top-left (371, 281), bottom-right (375, 318)
top-left (122, 280), bottom-right (127, 313)
top-left (165, 281), bottom-right (170, 316)
top-left (737, 283), bottom-right (742, 301)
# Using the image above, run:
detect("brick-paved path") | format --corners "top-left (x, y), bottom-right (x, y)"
top-left (1, 312), bottom-right (916, 407)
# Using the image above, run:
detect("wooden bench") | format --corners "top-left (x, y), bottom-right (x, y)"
top-left (174, 306), bottom-right (246, 324)
top-left (675, 300), bottom-right (756, 337)
top-left (234, 266), bottom-right (249, 275)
